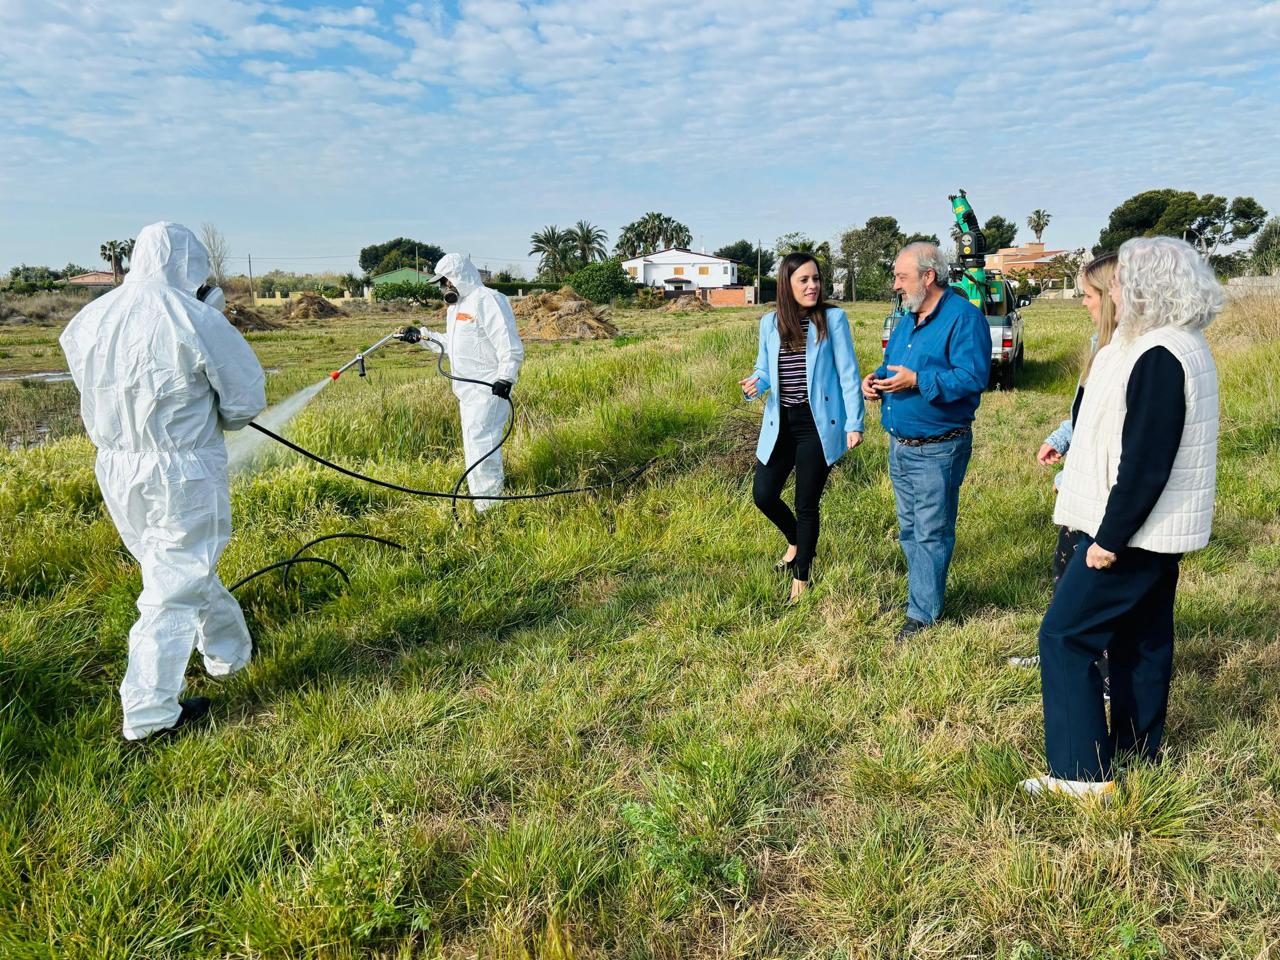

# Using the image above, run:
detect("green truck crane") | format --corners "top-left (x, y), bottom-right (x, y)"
top-left (882, 189), bottom-right (1028, 389)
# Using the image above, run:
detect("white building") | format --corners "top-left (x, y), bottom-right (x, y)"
top-left (621, 248), bottom-right (738, 295)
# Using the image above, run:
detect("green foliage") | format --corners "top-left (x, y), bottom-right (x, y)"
top-left (371, 280), bottom-right (441, 305)
top-left (614, 212), bottom-right (692, 259)
top-left (1250, 216), bottom-right (1280, 276)
top-left (567, 220), bottom-right (609, 265)
top-left (838, 216), bottom-right (936, 300)
top-left (634, 286), bottom-right (664, 309)
top-left (567, 259), bottom-right (633, 304)
top-left (529, 225), bottom-right (577, 282)
top-left (1095, 189), bottom-right (1268, 256)
top-left (359, 238), bottom-right (444, 275)
top-left (1026, 209), bottom-right (1052, 243)
top-left (982, 214), bottom-right (1018, 251)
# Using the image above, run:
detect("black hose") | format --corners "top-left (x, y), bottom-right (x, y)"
top-left (230, 327), bottom-right (648, 604)
top-left (228, 556), bottom-right (349, 593)
top-left (281, 533), bottom-right (405, 590)
top-left (250, 419), bottom-right (649, 502)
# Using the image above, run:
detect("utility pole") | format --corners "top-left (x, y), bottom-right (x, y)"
top-left (756, 239), bottom-right (761, 304)
top-left (248, 253), bottom-right (254, 306)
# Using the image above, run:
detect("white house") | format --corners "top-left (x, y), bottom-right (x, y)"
top-left (621, 248), bottom-right (738, 295)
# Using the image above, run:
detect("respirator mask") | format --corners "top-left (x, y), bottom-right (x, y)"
top-left (196, 284), bottom-right (227, 312)
top-left (439, 280), bottom-right (459, 305)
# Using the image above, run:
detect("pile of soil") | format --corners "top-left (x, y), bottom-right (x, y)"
top-left (283, 292), bottom-right (347, 321)
top-left (225, 301), bottom-right (282, 332)
top-left (662, 295), bottom-right (711, 313)
top-left (514, 286), bottom-right (619, 341)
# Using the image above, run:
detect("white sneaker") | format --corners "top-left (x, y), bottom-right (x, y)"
top-left (1020, 775), bottom-right (1116, 800)
top-left (1008, 654), bottom-right (1040, 667)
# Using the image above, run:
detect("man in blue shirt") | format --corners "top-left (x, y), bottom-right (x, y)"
top-left (861, 242), bottom-right (991, 641)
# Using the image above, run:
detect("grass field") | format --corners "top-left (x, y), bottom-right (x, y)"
top-left (2, 298), bottom-right (1279, 958)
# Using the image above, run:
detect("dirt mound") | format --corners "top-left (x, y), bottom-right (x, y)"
top-left (283, 292), bottom-right (347, 321)
top-left (225, 301), bottom-right (282, 332)
top-left (514, 286), bottom-right (619, 341)
top-left (662, 295), bottom-right (711, 313)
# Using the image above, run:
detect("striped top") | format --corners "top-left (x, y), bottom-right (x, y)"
top-left (778, 319), bottom-right (809, 406)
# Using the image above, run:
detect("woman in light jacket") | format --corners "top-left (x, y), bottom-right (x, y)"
top-left (740, 253), bottom-right (865, 602)
top-left (1023, 236), bottom-right (1222, 799)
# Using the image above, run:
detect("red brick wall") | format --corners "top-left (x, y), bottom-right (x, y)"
top-left (705, 287), bottom-right (748, 307)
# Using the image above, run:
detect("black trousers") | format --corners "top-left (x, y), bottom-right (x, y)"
top-left (753, 403), bottom-right (831, 581)
top-left (1038, 533), bottom-right (1181, 781)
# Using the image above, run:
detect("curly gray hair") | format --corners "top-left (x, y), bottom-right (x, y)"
top-left (1116, 236), bottom-right (1224, 341)
top-left (900, 242), bottom-right (950, 287)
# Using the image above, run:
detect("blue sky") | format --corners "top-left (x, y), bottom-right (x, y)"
top-left (2, 0), bottom-right (1278, 276)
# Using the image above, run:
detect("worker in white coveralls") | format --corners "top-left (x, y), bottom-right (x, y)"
top-left (59, 222), bottom-right (266, 741)
top-left (425, 253), bottom-right (525, 511)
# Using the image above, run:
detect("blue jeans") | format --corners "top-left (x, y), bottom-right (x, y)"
top-left (888, 431), bottom-right (973, 624)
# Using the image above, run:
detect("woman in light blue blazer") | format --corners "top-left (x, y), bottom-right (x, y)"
top-left (740, 253), bottom-right (865, 602)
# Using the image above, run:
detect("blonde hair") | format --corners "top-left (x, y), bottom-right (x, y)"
top-left (1078, 253), bottom-right (1118, 383)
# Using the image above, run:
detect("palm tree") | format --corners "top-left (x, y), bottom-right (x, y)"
top-left (661, 216), bottom-right (692, 250)
top-left (1027, 209), bottom-right (1052, 243)
top-left (567, 220), bottom-right (608, 265)
top-left (100, 240), bottom-right (124, 284)
top-left (614, 223), bottom-right (643, 259)
top-left (528, 226), bottom-right (575, 281)
top-left (637, 213), bottom-right (666, 254)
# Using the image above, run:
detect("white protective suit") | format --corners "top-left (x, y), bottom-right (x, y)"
top-left (59, 222), bottom-right (267, 739)
top-left (426, 254), bottom-right (524, 511)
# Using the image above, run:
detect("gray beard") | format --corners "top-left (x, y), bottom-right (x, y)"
top-left (902, 288), bottom-right (927, 313)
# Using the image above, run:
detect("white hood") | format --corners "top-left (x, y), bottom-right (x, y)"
top-left (125, 222), bottom-right (210, 293)
top-left (432, 252), bottom-right (484, 299)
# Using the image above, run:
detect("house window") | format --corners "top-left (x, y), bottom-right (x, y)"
top-left (723, 265), bottom-right (729, 274)
top-left (673, 267), bottom-right (685, 275)
top-left (627, 267), bottom-right (637, 277)
top-left (698, 266), bottom-right (709, 275)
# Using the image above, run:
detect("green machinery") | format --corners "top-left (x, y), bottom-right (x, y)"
top-left (948, 189), bottom-right (1009, 317)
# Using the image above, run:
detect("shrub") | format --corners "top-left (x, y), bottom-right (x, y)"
top-left (635, 287), bottom-right (664, 309)
top-left (372, 281), bottom-right (440, 306)
top-left (567, 259), bottom-right (634, 304)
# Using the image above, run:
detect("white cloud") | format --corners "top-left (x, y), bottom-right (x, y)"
top-left (0, 0), bottom-right (1277, 269)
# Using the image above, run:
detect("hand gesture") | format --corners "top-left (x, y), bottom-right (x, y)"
top-left (1037, 443), bottom-right (1062, 466)
top-left (861, 372), bottom-right (880, 402)
top-left (872, 365), bottom-right (918, 394)
top-left (847, 431), bottom-right (863, 450)
top-left (739, 375), bottom-right (761, 399)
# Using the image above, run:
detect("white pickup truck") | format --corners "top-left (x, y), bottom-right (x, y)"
top-left (880, 278), bottom-right (1028, 390)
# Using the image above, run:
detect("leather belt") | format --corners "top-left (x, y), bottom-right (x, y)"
top-left (895, 426), bottom-right (970, 447)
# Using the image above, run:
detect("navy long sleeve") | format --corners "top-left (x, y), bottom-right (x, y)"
top-left (1094, 347), bottom-right (1186, 552)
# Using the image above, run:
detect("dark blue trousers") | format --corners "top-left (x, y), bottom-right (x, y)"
top-left (1038, 533), bottom-right (1181, 781)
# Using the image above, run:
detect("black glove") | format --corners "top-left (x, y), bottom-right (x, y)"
top-left (491, 379), bottom-right (513, 399)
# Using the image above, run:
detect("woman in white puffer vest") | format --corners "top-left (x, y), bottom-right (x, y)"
top-left (1023, 236), bottom-right (1223, 799)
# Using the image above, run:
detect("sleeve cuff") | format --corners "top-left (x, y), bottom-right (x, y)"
top-left (916, 370), bottom-right (939, 401)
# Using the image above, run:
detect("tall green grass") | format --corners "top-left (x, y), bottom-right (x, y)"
top-left (1, 301), bottom-right (1278, 957)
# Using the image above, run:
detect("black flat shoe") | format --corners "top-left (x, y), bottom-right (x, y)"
top-left (894, 618), bottom-right (928, 644)
top-left (775, 555), bottom-right (797, 570)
